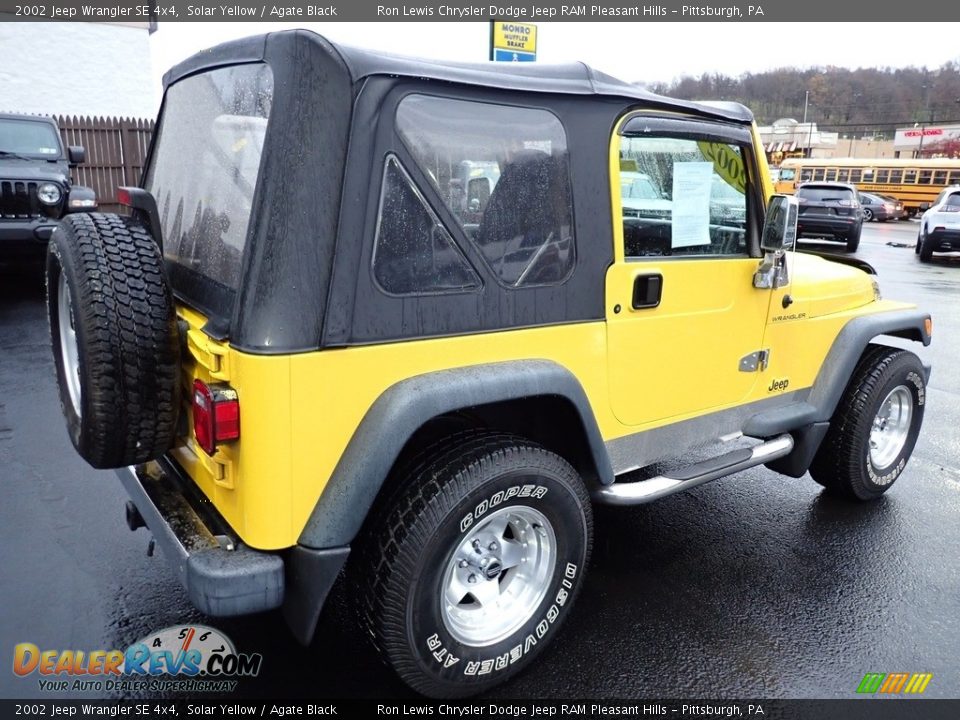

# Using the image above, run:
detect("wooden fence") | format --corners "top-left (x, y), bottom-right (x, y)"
top-left (55, 116), bottom-right (155, 213)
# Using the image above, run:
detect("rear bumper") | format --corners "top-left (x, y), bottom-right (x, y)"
top-left (116, 459), bottom-right (286, 616)
top-left (925, 228), bottom-right (960, 251)
top-left (797, 216), bottom-right (859, 238)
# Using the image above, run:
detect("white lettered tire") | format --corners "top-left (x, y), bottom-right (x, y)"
top-left (354, 432), bottom-right (592, 697)
top-left (809, 346), bottom-right (925, 500)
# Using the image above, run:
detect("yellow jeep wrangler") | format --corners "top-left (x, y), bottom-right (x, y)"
top-left (46, 31), bottom-right (931, 697)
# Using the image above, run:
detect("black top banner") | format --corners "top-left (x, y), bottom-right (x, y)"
top-left (0, 0), bottom-right (958, 22)
top-left (2, 700), bottom-right (960, 720)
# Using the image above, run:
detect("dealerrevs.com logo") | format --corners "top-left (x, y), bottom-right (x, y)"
top-left (13, 625), bottom-right (262, 693)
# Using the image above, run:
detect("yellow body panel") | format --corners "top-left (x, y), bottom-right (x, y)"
top-left (177, 313), bottom-right (613, 550)
top-left (173, 116), bottom-right (916, 551)
top-left (605, 258), bottom-right (770, 424)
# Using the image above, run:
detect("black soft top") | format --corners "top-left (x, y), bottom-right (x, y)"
top-left (163, 29), bottom-right (753, 124)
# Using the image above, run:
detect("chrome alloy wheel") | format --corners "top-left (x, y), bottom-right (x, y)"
top-left (441, 505), bottom-right (556, 647)
top-left (57, 272), bottom-right (82, 417)
top-left (869, 385), bottom-right (913, 470)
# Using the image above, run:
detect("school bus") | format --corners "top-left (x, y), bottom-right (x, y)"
top-left (775, 158), bottom-right (960, 215)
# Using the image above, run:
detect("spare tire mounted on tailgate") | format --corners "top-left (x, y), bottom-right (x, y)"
top-left (46, 213), bottom-right (180, 469)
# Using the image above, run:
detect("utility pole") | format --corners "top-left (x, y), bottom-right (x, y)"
top-left (802, 90), bottom-right (811, 158)
top-left (918, 80), bottom-right (933, 158)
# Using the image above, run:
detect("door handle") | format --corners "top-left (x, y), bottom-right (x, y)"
top-left (632, 273), bottom-right (663, 309)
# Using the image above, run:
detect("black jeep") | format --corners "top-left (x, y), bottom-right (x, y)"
top-left (0, 113), bottom-right (95, 260)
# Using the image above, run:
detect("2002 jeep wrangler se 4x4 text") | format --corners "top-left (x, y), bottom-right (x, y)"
top-left (47, 31), bottom-right (932, 697)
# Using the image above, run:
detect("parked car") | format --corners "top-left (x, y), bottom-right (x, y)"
top-left (620, 172), bottom-right (746, 229)
top-left (46, 30), bottom-right (931, 698)
top-left (860, 192), bottom-right (904, 222)
top-left (877, 192), bottom-right (908, 220)
top-left (0, 113), bottom-right (95, 261)
top-left (795, 182), bottom-right (864, 251)
top-left (916, 185), bottom-right (960, 262)
top-left (620, 170), bottom-right (671, 218)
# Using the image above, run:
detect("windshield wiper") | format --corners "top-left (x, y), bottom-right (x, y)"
top-left (0, 150), bottom-right (38, 161)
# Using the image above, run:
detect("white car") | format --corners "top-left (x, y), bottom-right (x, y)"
top-left (917, 185), bottom-right (960, 262)
top-left (620, 171), bottom-right (672, 219)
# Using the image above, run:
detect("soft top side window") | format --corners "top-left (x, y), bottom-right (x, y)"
top-left (372, 155), bottom-right (481, 297)
top-left (396, 94), bottom-right (576, 288)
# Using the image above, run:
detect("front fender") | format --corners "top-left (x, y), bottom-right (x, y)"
top-left (808, 308), bottom-right (931, 422)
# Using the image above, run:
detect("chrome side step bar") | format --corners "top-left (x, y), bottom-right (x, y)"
top-left (592, 434), bottom-right (794, 506)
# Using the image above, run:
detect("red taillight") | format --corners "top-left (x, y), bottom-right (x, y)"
top-left (192, 380), bottom-right (240, 456)
top-left (116, 187), bottom-right (131, 207)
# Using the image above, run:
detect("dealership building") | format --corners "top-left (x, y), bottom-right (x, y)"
top-left (893, 123), bottom-right (960, 158)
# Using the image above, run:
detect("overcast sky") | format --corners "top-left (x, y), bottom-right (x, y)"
top-left (150, 22), bottom-right (960, 104)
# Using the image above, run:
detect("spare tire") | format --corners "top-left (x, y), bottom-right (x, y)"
top-left (46, 213), bottom-right (180, 469)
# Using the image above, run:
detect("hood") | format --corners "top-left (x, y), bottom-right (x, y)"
top-left (622, 198), bottom-right (672, 217)
top-left (786, 252), bottom-right (876, 319)
top-left (0, 159), bottom-right (70, 183)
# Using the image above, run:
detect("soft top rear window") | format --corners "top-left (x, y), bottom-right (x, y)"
top-left (144, 63), bottom-right (273, 321)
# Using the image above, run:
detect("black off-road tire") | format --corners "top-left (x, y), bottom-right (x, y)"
top-left (46, 213), bottom-right (180, 469)
top-left (918, 229), bottom-right (933, 262)
top-left (845, 228), bottom-right (861, 252)
top-left (354, 432), bottom-right (592, 697)
top-left (809, 346), bottom-right (925, 501)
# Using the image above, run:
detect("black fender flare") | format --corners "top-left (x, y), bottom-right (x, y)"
top-left (807, 308), bottom-right (931, 422)
top-left (297, 359), bottom-right (613, 549)
top-left (757, 308), bottom-right (931, 477)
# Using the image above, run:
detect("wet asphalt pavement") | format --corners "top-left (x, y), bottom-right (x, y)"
top-left (1, 220), bottom-right (959, 701)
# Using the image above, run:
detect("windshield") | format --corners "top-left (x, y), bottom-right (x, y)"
top-left (621, 174), bottom-right (660, 200)
top-left (779, 168), bottom-right (796, 181)
top-left (0, 118), bottom-right (61, 157)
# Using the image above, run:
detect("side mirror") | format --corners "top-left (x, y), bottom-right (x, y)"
top-left (67, 146), bottom-right (86, 165)
top-left (760, 194), bottom-right (798, 253)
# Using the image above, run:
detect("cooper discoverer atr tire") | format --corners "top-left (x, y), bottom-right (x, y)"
top-left (354, 432), bottom-right (592, 697)
top-left (809, 346), bottom-right (925, 501)
top-left (46, 213), bottom-right (180, 469)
